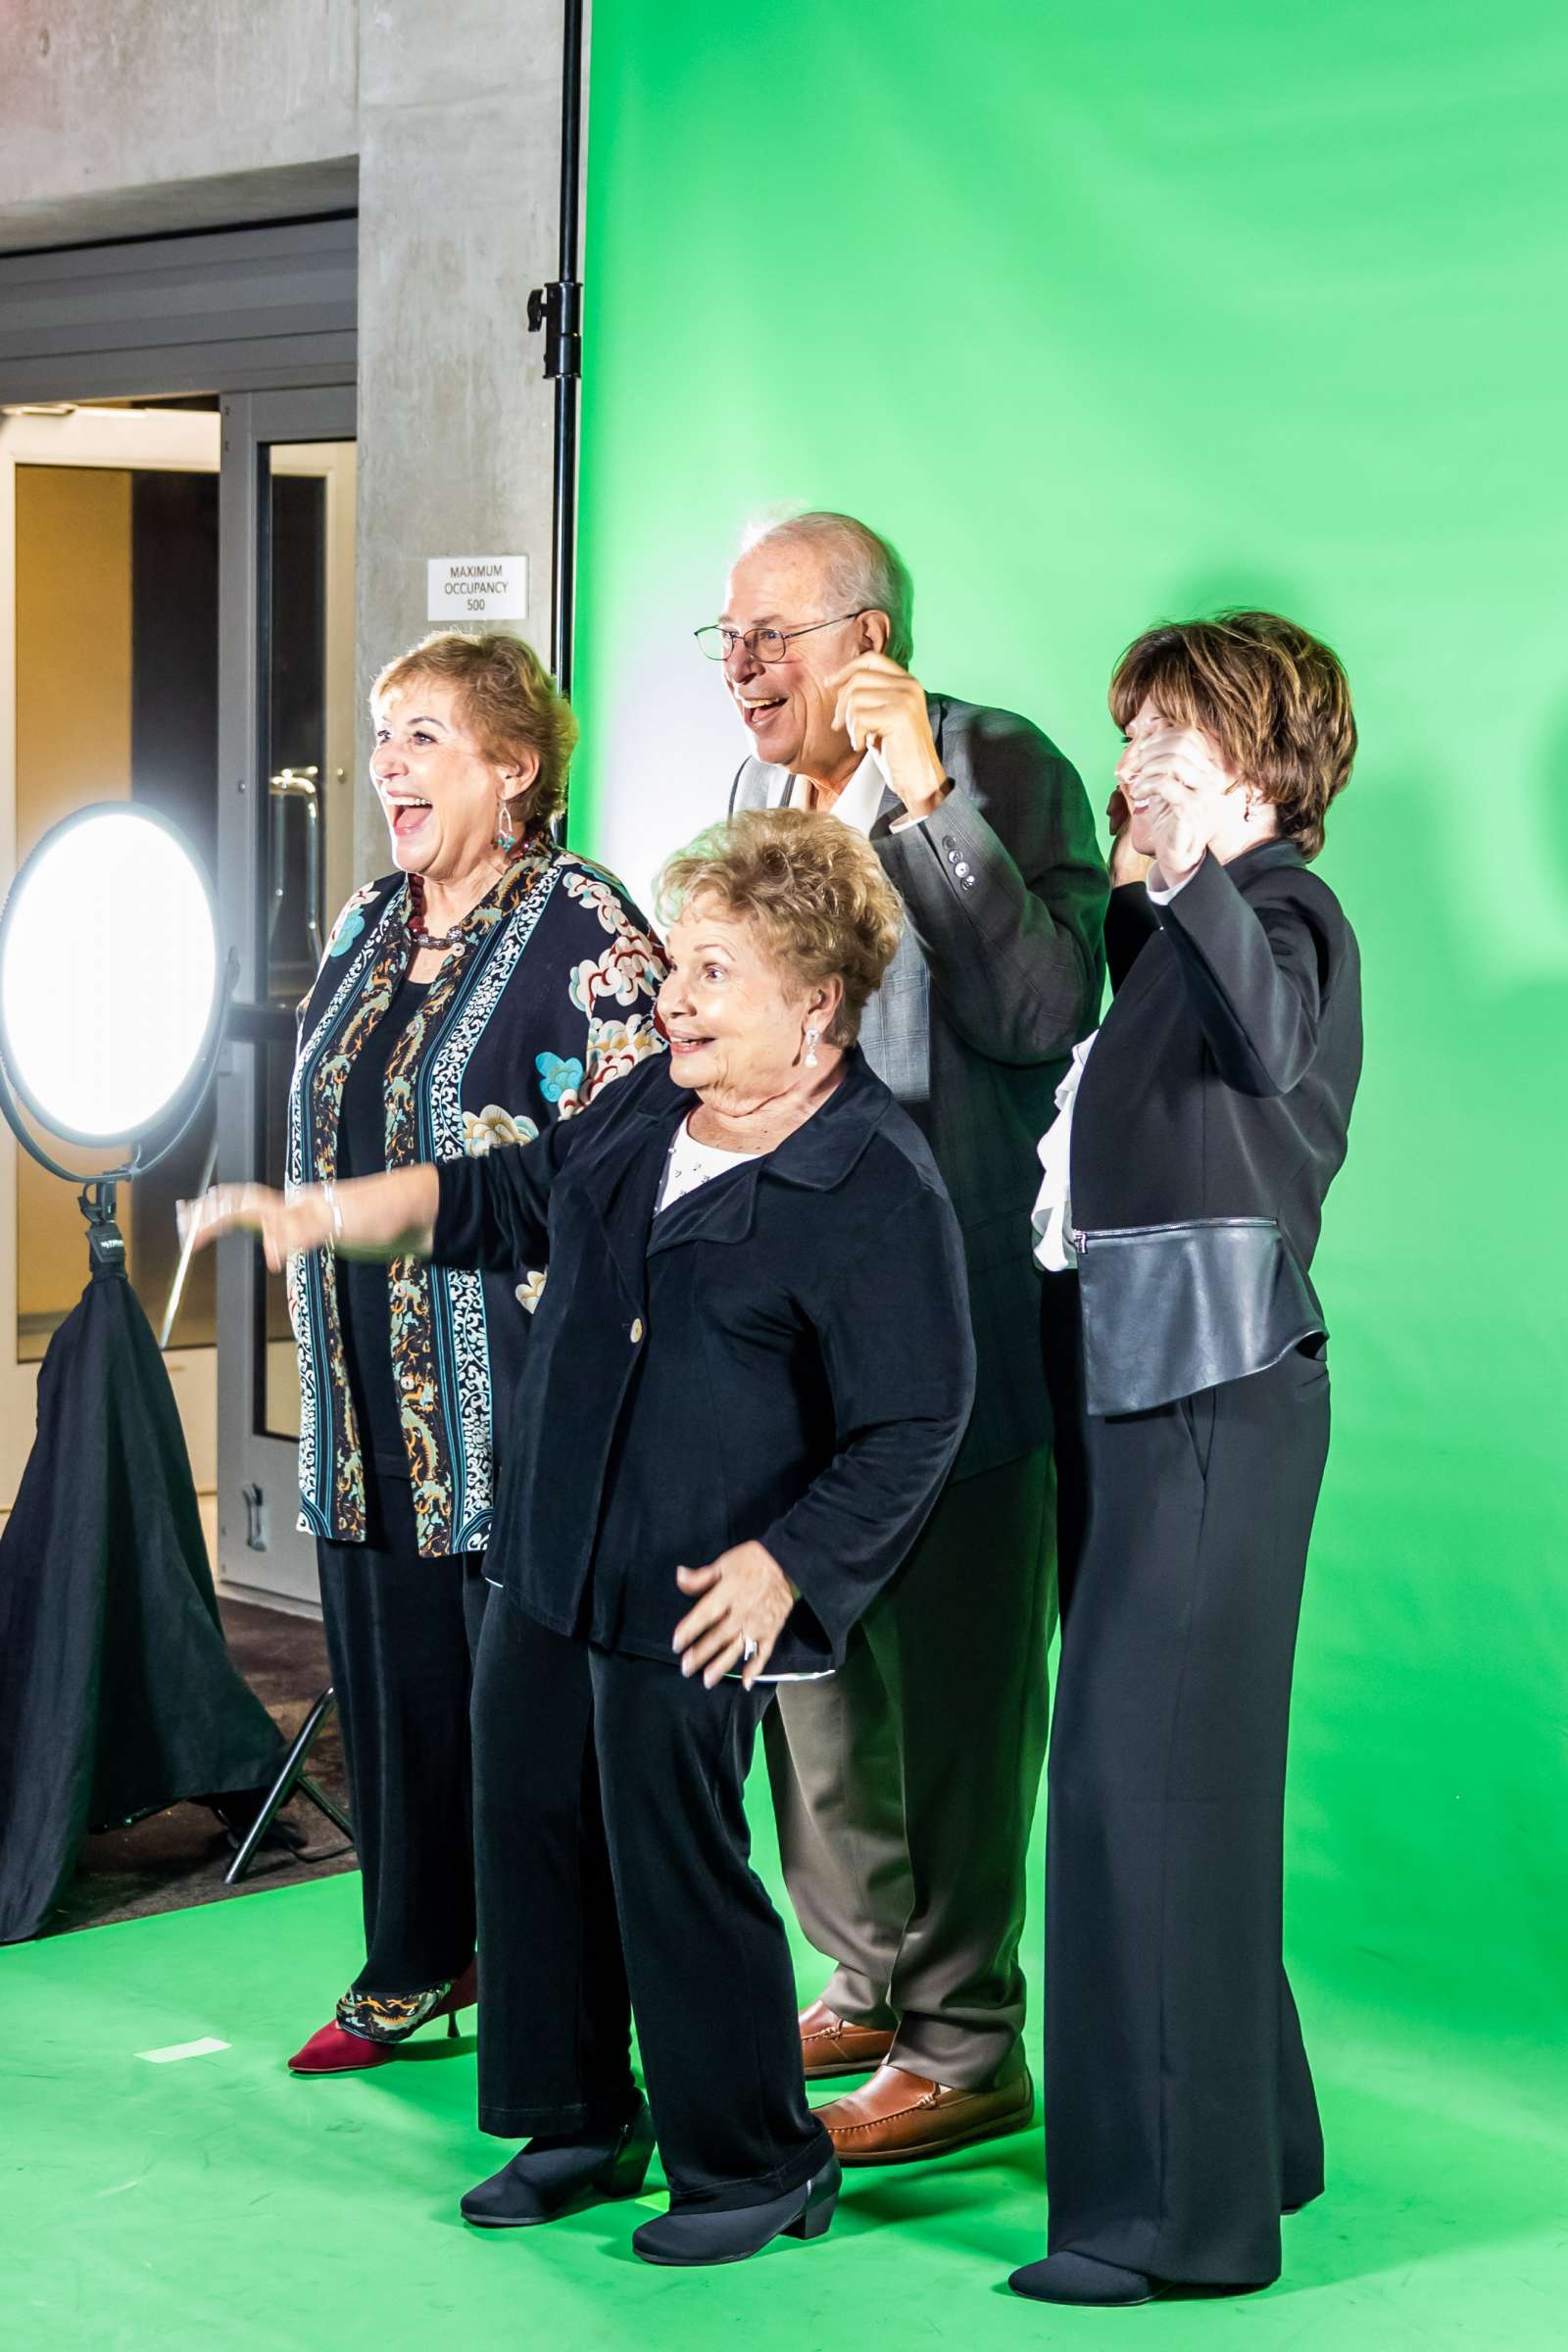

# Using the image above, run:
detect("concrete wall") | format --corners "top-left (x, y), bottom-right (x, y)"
top-left (0, 0), bottom-right (360, 250)
top-left (353, 0), bottom-right (562, 875)
top-left (0, 0), bottom-right (564, 880)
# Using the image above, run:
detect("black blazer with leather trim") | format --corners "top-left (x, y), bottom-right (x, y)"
top-left (429, 1050), bottom-right (976, 1674)
top-left (1069, 840), bottom-right (1361, 1415)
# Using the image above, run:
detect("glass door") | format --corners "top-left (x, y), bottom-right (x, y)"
top-left (215, 387), bottom-right (357, 1608)
top-left (0, 402), bottom-right (224, 1512)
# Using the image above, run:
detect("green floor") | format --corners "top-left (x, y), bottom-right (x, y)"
top-left (6, 1839), bottom-right (1564, 2352)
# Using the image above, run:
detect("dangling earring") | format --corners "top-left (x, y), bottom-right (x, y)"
top-left (805, 1027), bottom-right (820, 1069)
top-left (495, 799), bottom-right (517, 854)
top-left (1243, 795), bottom-right (1252, 825)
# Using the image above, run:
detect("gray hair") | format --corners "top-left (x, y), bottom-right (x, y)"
top-left (741, 510), bottom-right (915, 668)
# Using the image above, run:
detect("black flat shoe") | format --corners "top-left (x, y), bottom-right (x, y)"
top-left (1007, 2251), bottom-right (1154, 2307)
top-left (632, 2155), bottom-right (841, 2268)
top-left (461, 2098), bottom-right (654, 2228)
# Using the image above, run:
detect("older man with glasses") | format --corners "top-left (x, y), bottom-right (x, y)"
top-left (698, 510), bottom-right (1106, 2165)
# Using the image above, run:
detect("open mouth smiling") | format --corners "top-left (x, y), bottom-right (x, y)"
top-left (736, 692), bottom-right (788, 730)
top-left (381, 792), bottom-right (434, 836)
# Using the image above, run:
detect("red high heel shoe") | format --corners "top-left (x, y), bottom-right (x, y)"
top-left (288, 1958), bottom-right (478, 2075)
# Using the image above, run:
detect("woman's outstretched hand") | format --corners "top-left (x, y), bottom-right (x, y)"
top-left (177, 1165), bottom-right (438, 1270)
top-left (177, 1183), bottom-right (333, 1273)
top-left (673, 1542), bottom-right (798, 1690)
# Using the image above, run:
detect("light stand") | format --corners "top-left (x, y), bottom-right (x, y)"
top-left (0, 806), bottom-right (338, 1941)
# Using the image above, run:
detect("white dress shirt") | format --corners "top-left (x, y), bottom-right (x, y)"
top-left (1031, 1031), bottom-right (1099, 1271)
top-left (1029, 864), bottom-right (1195, 1271)
top-left (785, 750), bottom-right (934, 836)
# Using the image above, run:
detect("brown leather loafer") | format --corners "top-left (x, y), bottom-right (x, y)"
top-left (798, 1997), bottom-right (896, 2082)
top-left (814, 2061), bottom-right (1034, 2164)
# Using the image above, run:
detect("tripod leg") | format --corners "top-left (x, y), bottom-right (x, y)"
top-left (223, 1687), bottom-right (346, 1886)
top-left (296, 1775), bottom-right (353, 1840)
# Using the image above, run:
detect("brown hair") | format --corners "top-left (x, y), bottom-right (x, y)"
top-left (1108, 610), bottom-right (1356, 859)
top-left (371, 630), bottom-right (578, 832)
top-left (657, 807), bottom-right (904, 1047)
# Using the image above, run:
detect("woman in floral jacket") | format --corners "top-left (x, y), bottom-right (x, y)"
top-left (282, 630), bottom-right (663, 2074)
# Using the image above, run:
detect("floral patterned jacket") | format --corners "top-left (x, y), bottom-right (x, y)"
top-left (287, 839), bottom-right (665, 1557)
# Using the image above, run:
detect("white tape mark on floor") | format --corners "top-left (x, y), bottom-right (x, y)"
top-left (135, 2036), bottom-right (231, 2064)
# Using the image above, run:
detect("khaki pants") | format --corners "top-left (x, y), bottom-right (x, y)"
top-left (764, 1447), bottom-right (1054, 2091)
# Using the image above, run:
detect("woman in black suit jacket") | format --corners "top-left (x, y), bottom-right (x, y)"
top-left (186, 808), bottom-right (975, 2269)
top-left (1013, 613), bottom-right (1362, 2309)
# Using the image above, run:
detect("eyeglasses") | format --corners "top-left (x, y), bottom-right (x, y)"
top-left (693, 611), bottom-right (868, 663)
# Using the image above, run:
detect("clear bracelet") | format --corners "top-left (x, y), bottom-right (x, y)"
top-left (319, 1180), bottom-right (345, 1246)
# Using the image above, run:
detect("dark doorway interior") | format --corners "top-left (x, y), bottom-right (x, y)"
top-left (126, 466), bottom-right (220, 1348)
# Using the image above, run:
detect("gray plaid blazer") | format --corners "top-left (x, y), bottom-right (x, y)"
top-left (729, 693), bottom-right (1106, 1479)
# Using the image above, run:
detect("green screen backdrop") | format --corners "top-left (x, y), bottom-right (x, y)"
top-left (573, 1), bottom-right (1567, 2060)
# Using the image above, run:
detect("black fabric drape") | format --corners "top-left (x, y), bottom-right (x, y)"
top-left (0, 1262), bottom-right (284, 1943)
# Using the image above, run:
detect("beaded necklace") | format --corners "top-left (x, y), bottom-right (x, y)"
top-left (405, 868), bottom-right (467, 952)
top-left (406, 839), bottom-right (530, 953)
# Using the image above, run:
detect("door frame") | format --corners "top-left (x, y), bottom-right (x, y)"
top-left (215, 385), bottom-right (357, 1610)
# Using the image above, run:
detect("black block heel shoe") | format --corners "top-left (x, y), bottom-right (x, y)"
top-left (1007, 2251), bottom-right (1154, 2307)
top-left (461, 2098), bottom-right (655, 2228)
top-left (632, 2154), bottom-right (841, 2268)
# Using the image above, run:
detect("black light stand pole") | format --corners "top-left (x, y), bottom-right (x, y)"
top-left (528, 0), bottom-right (587, 716)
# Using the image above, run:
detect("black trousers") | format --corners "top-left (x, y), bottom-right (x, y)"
top-left (1042, 1275), bottom-right (1329, 2286)
top-left (471, 1596), bottom-right (832, 2212)
top-left (317, 1476), bottom-right (488, 1997)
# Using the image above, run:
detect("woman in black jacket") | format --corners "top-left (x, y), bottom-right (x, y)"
top-left (1014, 613), bottom-right (1362, 2308)
top-left (186, 808), bottom-right (975, 2268)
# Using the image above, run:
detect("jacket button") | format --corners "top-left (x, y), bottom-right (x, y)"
top-left (955, 860), bottom-right (970, 877)
top-left (942, 835), bottom-right (956, 852)
top-left (630, 1318), bottom-right (644, 1344)
top-left (961, 874), bottom-right (976, 890)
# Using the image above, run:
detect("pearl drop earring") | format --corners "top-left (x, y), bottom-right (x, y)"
top-left (805, 1027), bottom-right (820, 1068)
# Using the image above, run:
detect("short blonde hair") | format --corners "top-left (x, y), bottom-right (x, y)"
top-left (371, 630), bottom-right (578, 832)
top-left (657, 807), bottom-right (904, 1047)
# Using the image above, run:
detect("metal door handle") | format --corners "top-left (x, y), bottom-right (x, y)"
top-left (268, 767), bottom-right (323, 965)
